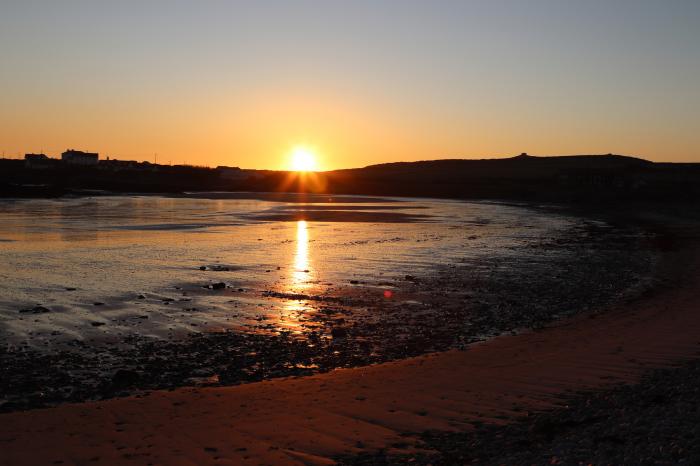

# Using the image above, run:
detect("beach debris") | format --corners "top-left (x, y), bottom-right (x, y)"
top-left (65, 287), bottom-right (77, 291)
top-left (210, 282), bottom-right (226, 290)
top-left (93, 302), bottom-right (105, 306)
top-left (90, 322), bottom-right (105, 327)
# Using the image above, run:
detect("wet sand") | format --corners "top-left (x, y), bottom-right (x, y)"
top-left (1, 196), bottom-right (654, 412)
top-left (1, 219), bottom-right (699, 465)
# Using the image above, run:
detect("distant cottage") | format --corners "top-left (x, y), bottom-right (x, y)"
top-left (62, 149), bottom-right (98, 166)
top-left (24, 153), bottom-right (55, 169)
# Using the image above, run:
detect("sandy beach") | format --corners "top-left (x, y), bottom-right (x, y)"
top-left (1, 214), bottom-right (699, 465)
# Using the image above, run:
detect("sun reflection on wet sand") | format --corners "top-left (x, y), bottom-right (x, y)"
top-left (291, 220), bottom-right (311, 291)
top-left (275, 220), bottom-right (314, 334)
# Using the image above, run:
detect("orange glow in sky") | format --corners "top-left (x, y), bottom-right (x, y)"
top-left (1, 3), bottom-right (699, 168)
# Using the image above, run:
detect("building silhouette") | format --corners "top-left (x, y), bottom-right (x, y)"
top-left (62, 149), bottom-right (98, 166)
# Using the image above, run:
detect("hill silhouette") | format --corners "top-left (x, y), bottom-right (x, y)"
top-left (1, 153), bottom-right (698, 202)
top-left (254, 154), bottom-right (697, 202)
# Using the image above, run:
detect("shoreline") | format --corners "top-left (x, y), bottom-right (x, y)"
top-left (0, 198), bottom-right (656, 413)
top-left (1, 213), bottom-right (699, 464)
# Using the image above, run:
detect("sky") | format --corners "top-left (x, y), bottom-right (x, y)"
top-left (1, 0), bottom-right (699, 170)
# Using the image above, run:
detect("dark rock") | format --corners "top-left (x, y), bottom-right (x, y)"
top-left (331, 327), bottom-right (348, 338)
top-left (211, 282), bottom-right (226, 290)
top-left (111, 369), bottom-right (140, 389)
top-left (19, 306), bottom-right (51, 314)
top-left (90, 322), bottom-right (105, 327)
top-left (93, 302), bottom-right (105, 306)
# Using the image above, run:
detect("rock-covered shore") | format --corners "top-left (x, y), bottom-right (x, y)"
top-left (0, 219), bottom-right (657, 413)
top-left (340, 358), bottom-right (700, 465)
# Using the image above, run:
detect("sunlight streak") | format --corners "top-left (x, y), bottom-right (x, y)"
top-left (292, 220), bottom-right (311, 291)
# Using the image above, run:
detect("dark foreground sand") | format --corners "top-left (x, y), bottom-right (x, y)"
top-left (1, 220), bottom-right (700, 465)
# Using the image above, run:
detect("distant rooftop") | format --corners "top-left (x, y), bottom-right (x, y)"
top-left (24, 153), bottom-right (49, 160)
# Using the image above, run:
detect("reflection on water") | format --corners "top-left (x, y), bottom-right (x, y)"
top-left (291, 220), bottom-right (311, 292)
top-left (277, 221), bottom-right (313, 333)
top-left (0, 195), bottom-right (581, 346)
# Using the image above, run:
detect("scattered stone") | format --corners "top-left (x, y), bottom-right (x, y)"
top-left (93, 302), bottom-right (105, 306)
top-left (90, 322), bottom-right (105, 327)
top-left (338, 359), bottom-right (700, 465)
top-left (0, 219), bottom-right (659, 424)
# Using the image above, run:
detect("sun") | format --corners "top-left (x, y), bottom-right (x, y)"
top-left (290, 146), bottom-right (318, 172)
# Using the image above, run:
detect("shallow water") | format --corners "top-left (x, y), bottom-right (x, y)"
top-left (0, 194), bottom-right (578, 346)
top-left (0, 194), bottom-right (660, 410)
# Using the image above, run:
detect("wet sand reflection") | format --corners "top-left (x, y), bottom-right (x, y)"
top-left (276, 220), bottom-right (314, 333)
top-left (291, 220), bottom-right (311, 292)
